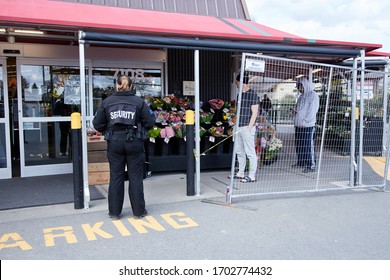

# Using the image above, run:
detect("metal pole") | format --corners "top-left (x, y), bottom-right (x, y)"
top-left (382, 60), bottom-right (390, 191)
top-left (71, 112), bottom-right (83, 209)
top-left (186, 110), bottom-right (195, 196)
top-left (194, 49), bottom-right (201, 196)
top-left (383, 118), bottom-right (390, 192)
top-left (227, 54), bottom-right (247, 204)
top-left (79, 31), bottom-right (90, 209)
top-left (316, 67), bottom-right (333, 189)
top-left (358, 50), bottom-right (366, 185)
top-left (382, 60), bottom-right (389, 157)
top-left (350, 57), bottom-right (358, 186)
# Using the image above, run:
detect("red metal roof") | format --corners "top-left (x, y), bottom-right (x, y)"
top-left (0, 0), bottom-right (383, 53)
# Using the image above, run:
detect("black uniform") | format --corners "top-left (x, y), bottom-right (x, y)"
top-left (93, 90), bottom-right (155, 217)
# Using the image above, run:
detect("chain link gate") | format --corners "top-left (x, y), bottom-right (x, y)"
top-left (227, 53), bottom-right (389, 204)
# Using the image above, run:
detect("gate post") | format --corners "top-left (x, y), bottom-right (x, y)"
top-left (350, 57), bottom-right (358, 187)
top-left (358, 50), bottom-right (366, 185)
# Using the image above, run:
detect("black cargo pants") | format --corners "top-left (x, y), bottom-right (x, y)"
top-left (106, 130), bottom-right (146, 217)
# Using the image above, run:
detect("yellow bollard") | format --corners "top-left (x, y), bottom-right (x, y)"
top-left (70, 112), bottom-right (83, 209)
top-left (185, 110), bottom-right (195, 196)
top-left (71, 112), bottom-right (81, 129)
top-left (186, 110), bottom-right (194, 125)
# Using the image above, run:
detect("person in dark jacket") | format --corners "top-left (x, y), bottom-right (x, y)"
top-left (93, 75), bottom-right (156, 220)
top-left (53, 97), bottom-right (71, 156)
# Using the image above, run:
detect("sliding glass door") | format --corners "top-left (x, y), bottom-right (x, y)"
top-left (0, 58), bottom-right (11, 179)
top-left (17, 59), bottom-right (81, 177)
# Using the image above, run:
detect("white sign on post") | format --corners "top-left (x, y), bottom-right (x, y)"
top-left (183, 81), bottom-right (195, 96)
top-left (245, 59), bottom-right (265, 73)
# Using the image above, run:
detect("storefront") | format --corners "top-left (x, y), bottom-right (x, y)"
top-left (0, 42), bottom-right (166, 178)
top-left (0, 0), bottom-right (386, 182)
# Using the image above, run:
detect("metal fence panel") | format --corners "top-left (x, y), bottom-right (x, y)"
top-left (228, 53), bottom-right (389, 203)
top-left (358, 69), bottom-right (389, 187)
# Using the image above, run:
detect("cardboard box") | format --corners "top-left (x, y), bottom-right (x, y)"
top-left (88, 171), bottom-right (110, 185)
top-left (88, 162), bottom-right (110, 172)
top-left (87, 135), bottom-right (105, 142)
top-left (88, 150), bottom-right (108, 163)
top-left (87, 141), bottom-right (107, 151)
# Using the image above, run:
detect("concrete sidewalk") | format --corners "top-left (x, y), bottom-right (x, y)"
top-left (2, 168), bottom-right (390, 260)
top-left (0, 170), bottom-right (229, 223)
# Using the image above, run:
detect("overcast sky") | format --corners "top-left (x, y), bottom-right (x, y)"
top-left (245, 0), bottom-right (390, 54)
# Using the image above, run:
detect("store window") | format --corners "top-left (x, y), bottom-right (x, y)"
top-left (20, 65), bottom-right (82, 117)
top-left (92, 68), bottom-right (162, 114)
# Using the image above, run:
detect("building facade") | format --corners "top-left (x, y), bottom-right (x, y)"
top-left (0, 0), bottom-right (384, 180)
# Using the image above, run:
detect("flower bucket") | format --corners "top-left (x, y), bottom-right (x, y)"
top-left (214, 137), bottom-right (224, 154)
top-left (263, 155), bottom-right (278, 165)
top-left (146, 141), bottom-right (155, 157)
top-left (178, 138), bottom-right (186, 155)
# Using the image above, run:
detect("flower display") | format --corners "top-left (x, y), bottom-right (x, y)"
top-left (148, 125), bottom-right (161, 139)
top-left (260, 137), bottom-right (267, 148)
top-left (162, 94), bottom-right (179, 110)
top-left (223, 107), bottom-right (236, 123)
top-left (144, 95), bottom-right (154, 107)
top-left (199, 126), bottom-right (207, 138)
top-left (264, 137), bottom-right (283, 160)
top-left (268, 125), bottom-right (276, 137)
top-left (179, 97), bottom-right (192, 110)
top-left (160, 126), bottom-right (175, 138)
top-left (209, 99), bottom-right (224, 110)
top-left (208, 126), bottom-right (224, 137)
top-left (171, 122), bottom-right (186, 138)
top-left (255, 123), bottom-right (283, 165)
top-left (168, 111), bottom-right (184, 123)
top-left (150, 97), bottom-right (165, 110)
top-left (155, 110), bottom-right (170, 123)
top-left (200, 112), bottom-right (214, 123)
top-left (146, 96), bottom-right (239, 143)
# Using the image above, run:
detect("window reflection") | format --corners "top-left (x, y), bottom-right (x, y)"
top-left (0, 123), bottom-right (6, 168)
top-left (20, 65), bottom-right (82, 117)
top-left (23, 121), bottom-right (72, 166)
top-left (0, 65), bottom-right (4, 118)
top-left (92, 68), bottom-right (162, 114)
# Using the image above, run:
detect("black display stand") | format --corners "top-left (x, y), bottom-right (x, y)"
top-left (147, 136), bottom-right (233, 172)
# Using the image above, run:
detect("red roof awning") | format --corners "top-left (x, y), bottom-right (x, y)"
top-left (0, 0), bottom-right (383, 53)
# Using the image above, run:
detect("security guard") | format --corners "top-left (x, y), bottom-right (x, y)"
top-left (93, 75), bottom-right (156, 220)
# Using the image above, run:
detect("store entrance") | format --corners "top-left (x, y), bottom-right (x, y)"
top-left (11, 59), bottom-right (79, 177)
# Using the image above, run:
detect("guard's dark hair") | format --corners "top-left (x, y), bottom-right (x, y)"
top-left (116, 75), bottom-right (132, 91)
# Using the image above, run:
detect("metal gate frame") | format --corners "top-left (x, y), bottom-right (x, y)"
top-left (228, 52), bottom-right (390, 204)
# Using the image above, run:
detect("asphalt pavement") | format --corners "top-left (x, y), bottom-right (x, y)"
top-left (1, 170), bottom-right (390, 260)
